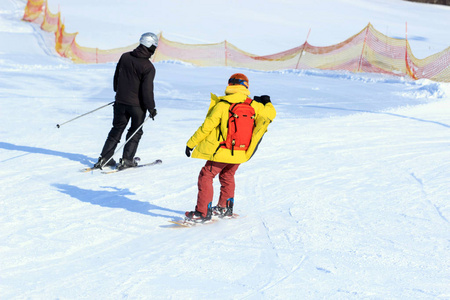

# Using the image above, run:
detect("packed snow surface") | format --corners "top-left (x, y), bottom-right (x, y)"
top-left (1, 0), bottom-right (449, 299)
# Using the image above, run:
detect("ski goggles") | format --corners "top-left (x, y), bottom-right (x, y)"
top-left (228, 78), bottom-right (249, 88)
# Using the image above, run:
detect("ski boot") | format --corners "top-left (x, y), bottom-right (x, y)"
top-left (93, 156), bottom-right (116, 169)
top-left (118, 157), bottom-right (139, 170)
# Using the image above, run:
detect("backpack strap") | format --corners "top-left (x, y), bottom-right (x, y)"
top-left (245, 97), bottom-right (256, 120)
top-left (229, 103), bottom-right (239, 116)
top-left (216, 100), bottom-right (229, 149)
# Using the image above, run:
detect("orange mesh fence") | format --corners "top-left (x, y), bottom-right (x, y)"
top-left (409, 45), bottom-right (450, 81)
top-left (40, 2), bottom-right (60, 33)
top-left (22, 0), bottom-right (44, 23)
top-left (22, 0), bottom-right (450, 82)
top-left (153, 36), bottom-right (226, 67)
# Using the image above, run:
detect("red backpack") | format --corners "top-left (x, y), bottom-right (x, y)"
top-left (220, 97), bottom-right (255, 155)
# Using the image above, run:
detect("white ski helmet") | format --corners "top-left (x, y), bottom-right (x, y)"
top-left (139, 32), bottom-right (158, 48)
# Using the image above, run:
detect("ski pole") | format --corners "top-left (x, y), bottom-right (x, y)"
top-left (56, 101), bottom-right (114, 128)
top-left (100, 116), bottom-right (152, 169)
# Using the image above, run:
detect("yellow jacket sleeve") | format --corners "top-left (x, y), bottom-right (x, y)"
top-left (186, 100), bottom-right (223, 149)
top-left (245, 101), bottom-right (276, 160)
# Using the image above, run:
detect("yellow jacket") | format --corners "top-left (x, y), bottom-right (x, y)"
top-left (187, 85), bottom-right (276, 164)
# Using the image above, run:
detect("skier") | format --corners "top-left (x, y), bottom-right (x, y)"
top-left (93, 32), bottom-right (158, 170)
top-left (185, 73), bottom-right (276, 222)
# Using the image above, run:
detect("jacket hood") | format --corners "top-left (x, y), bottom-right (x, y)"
top-left (131, 44), bottom-right (152, 59)
top-left (220, 85), bottom-right (251, 103)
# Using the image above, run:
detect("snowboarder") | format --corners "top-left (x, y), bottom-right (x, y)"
top-left (93, 32), bottom-right (159, 170)
top-left (185, 73), bottom-right (276, 222)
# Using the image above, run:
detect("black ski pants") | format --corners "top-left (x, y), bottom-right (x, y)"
top-left (100, 103), bottom-right (146, 161)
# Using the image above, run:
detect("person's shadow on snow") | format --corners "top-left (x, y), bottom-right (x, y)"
top-left (0, 142), bottom-right (94, 165)
top-left (53, 183), bottom-right (183, 218)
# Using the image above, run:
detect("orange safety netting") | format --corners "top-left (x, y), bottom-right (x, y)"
top-left (22, 0), bottom-right (450, 82)
top-left (22, 0), bottom-right (44, 23)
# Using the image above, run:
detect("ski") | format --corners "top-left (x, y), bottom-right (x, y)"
top-left (101, 159), bottom-right (162, 174)
top-left (81, 167), bottom-right (96, 173)
top-left (80, 166), bottom-right (114, 173)
top-left (168, 214), bottom-right (240, 228)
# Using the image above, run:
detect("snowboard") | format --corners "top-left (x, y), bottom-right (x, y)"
top-left (168, 214), bottom-right (241, 228)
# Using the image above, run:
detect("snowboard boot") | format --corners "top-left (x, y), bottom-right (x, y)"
top-left (212, 198), bottom-right (234, 218)
top-left (185, 203), bottom-right (212, 223)
top-left (93, 156), bottom-right (116, 169)
top-left (118, 157), bottom-right (139, 170)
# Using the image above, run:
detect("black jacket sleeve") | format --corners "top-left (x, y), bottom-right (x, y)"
top-left (113, 56), bottom-right (122, 92)
top-left (141, 64), bottom-right (156, 110)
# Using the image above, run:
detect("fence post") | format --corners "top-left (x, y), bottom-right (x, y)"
top-left (224, 40), bottom-right (228, 67)
top-left (404, 22), bottom-right (417, 80)
top-left (151, 32), bottom-right (162, 63)
top-left (357, 24), bottom-right (370, 72)
top-left (295, 28), bottom-right (311, 69)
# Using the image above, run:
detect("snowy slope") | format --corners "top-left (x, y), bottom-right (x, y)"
top-left (1, 0), bottom-right (450, 299)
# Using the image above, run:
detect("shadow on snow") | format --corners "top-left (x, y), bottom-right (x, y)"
top-left (0, 142), bottom-right (94, 165)
top-left (53, 183), bottom-right (184, 219)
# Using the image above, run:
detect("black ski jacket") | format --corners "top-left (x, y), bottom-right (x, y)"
top-left (113, 44), bottom-right (156, 111)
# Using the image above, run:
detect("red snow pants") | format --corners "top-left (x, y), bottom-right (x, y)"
top-left (195, 160), bottom-right (240, 217)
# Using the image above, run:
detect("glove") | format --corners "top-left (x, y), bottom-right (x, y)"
top-left (253, 95), bottom-right (271, 105)
top-left (185, 146), bottom-right (193, 157)
top-left (148, 108), bottom-right (157, 120)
